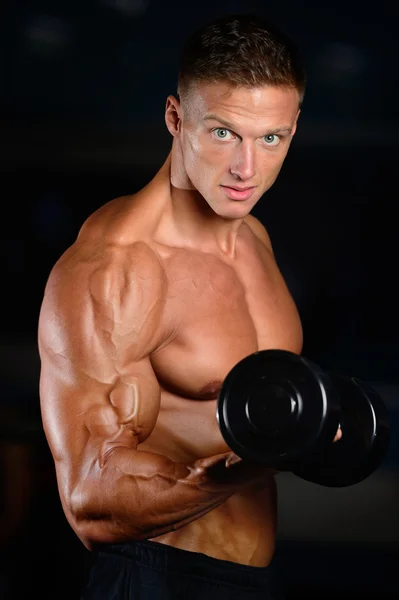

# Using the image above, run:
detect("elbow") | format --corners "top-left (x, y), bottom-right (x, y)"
top-left (67, 484), bottom-right (146, 549)
top-left (74, 520), bottom-right (150, 551)
top-left (72, 519), bottom-right (120, 552)
top-left (72, 517), bottom-right (150, 551)
top-left (67, 485), bottom-right (108, 549)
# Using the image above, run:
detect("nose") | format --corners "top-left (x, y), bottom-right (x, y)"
top-left (230, 142), bottom-right (256, 181)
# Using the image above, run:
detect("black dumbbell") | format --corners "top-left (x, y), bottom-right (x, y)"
top-left (216, 349), bottom-right (390, 487)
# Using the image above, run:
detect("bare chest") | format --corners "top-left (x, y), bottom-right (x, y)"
top-left (151, 243), bottom-right (301, 400)
top-left (142, 242), bottom-right (301, 460)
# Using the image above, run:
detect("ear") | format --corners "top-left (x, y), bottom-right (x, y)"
top-left (165, 95), bottom-right (182, 136)
top-left (291, 109), bottom-right (301, 136)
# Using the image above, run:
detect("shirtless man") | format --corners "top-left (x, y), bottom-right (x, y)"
top-left (38, 13), bottom-right (321, 599)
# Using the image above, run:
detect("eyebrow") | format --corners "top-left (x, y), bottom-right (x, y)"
top-left (203, 113), bottom-right (292, 135)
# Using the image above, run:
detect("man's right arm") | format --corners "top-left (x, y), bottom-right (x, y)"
top-left (38, 240), bottom-right (263, 551)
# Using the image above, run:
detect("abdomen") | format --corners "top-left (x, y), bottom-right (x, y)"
top-left (151, 479), bottom-right (277, 567)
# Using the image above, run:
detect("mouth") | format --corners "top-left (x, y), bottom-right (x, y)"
top-left (220, 185), bottom-right (257, 201)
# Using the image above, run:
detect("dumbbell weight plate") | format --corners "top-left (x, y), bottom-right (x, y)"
top-left (292, 375), bottom-right (391, 486)
top-left (217, 349), bottom-right (341, 466)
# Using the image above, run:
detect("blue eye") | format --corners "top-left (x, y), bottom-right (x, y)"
top-left (263, 134), bottom-right (280, 146)
top-left (214, 128), bottom-right (232, 139)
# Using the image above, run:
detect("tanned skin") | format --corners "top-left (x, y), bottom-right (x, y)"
top-left (39, 82), bottom-right (335, 567)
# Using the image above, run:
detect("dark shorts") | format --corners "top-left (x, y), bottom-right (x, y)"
top-left (80, 540), bottom-right (284, 599)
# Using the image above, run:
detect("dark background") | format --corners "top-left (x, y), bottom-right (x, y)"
top-left (1, 1), bottom-right (398, 598)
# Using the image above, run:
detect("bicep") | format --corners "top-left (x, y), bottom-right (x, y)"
top-left (39, 349), bottom-right (162, 540)
top-left (39, 352), bottom-right (161, 466)
top-left (38, 243), bottom-right (166, 481)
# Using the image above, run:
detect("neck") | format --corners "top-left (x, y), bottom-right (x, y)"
top-left (163, 150), bottom-right (243, 257)
top-left (170, 186), bottom-right (243, 257)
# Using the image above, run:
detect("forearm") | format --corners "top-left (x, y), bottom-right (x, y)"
top-left (69, 447), bottom-right (265, 548)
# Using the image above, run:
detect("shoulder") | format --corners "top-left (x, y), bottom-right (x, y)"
top-left (244, 214), bottom-right (273, 252)
top-left (39, 233), bottom-right (167, 351)
top-left (52, 189), bottom-right (165, 287)
top-left (45, 237), bottom-right (166, 312)
top-left (40, 187), bottom-right (168, 322)
top-left (77, 194), bottom-right (139, 243)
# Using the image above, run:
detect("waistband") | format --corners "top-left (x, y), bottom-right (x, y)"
top-left (98, 540), bottom-right (276, 588)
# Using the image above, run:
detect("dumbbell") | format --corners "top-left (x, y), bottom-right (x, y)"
top-left (216, 349), bottom-right (390, 487)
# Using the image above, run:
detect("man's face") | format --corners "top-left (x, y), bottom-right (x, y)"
top-left (169, 82), bottom-right (300, 219)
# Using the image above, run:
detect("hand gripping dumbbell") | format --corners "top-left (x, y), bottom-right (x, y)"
top-left (216, 349), bottom-right (390, 487)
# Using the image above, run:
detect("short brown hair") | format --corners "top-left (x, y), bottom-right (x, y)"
top-left (177, 14), bottom-right (306, 106)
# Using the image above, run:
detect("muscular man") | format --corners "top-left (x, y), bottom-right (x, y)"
top-left (38, 13), bottom-right (329, 599)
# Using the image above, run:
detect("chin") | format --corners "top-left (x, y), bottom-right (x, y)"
top-left (216, 203), bottom-right (252, 220)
